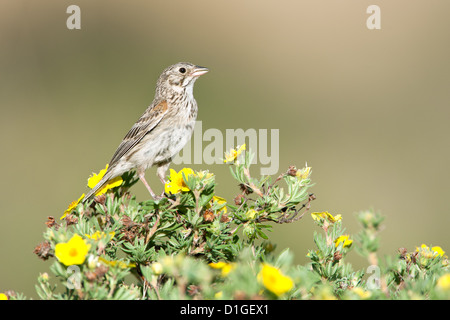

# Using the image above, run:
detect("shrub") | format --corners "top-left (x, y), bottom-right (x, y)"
top-left (3, 148), bottom-right (449, 300)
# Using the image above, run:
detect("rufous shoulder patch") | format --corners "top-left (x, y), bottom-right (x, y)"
top-left (153, 100), bottom-right (168, 113)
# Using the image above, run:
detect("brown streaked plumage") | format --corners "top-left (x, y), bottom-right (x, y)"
top-left (82, 62), bottom-right (208, 203)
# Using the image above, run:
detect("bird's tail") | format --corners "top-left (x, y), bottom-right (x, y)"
top-left (82, 171), bottom-right (113, 203)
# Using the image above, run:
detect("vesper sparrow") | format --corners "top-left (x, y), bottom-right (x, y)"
top-left (82, 62), bottom-right (209, 202)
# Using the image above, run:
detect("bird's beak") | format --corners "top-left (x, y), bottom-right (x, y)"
top-left (191, 66), bottom-right (209, 77)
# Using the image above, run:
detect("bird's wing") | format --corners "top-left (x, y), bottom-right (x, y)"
top-left (108, 100), bottom-right (169, 166)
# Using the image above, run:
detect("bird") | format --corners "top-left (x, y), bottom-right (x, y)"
top-left (82, 62), bottom-right (209, 203)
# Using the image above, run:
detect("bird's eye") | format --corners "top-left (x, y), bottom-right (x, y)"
top-left (179, 67), bottom-right (186, 74)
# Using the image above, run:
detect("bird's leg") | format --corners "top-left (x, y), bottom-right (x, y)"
top-left (157, 162), bottom-right (170, 184)
top-left (157, 162), bottom-right (171, 198)
top-left (138, 171), bottom-right (157, 199)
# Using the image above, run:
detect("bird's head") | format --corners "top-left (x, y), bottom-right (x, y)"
top-left (156, 62), bottom-right (209, 96)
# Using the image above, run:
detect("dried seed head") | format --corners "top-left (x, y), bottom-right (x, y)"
top-left (94, 265), bottom-right (108, 279)
top-left (94, 194), bottom-right (106, 205)
top-left (287, 165), bottom-right (298, 176)
top-left (121, 216), bottom-right (136, 228)
top-left (410, 252), bottom-right (418, 264)
top-left (333, 251), bottom-right (343, 262)
top-left (220, 213), bottom-right (231, 223)
top-left (45, 216), bottom-right (59, 230)
top-left (64, 214), bottom-right (78, 226)
top-left (85, 271), bottom-right (97, 282)
top-left (398, 247), bottom-right (408, 259)
top-left (233, 291), bottom-right (247, 300)
top-left (239, 183), bottom-right (253, 195)
top-left (3, 290), bottom-right (16, 299)
top-left (33, 241), bottom-right (53, 261)
top-left (203, 209), bottom-right (215, 222)
top-left (85, 264), bottom-right (108, 282)
top-left (234, 194), bottom-right (244, 205)
top-left (187, 285), bottom-right (201, 297)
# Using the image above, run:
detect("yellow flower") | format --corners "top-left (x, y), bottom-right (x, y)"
top-left (432, 246), bottom-right (446, 257)
top-left (224, 144), bottom-right (246, 163)
top-left (211, 196), bottom-right (227, 213)
top-left (311, 211), bottom-right (342, 224)
top-left (87, 164), bottom-right (123, 197)
top-left (311, 286), bottom-right (337, 300)
top-left (221, 263), bottom-right (235, 276)
top-left (335, 235), bottom-right (353, 248)
top-left (209, 261), bottom-right (228, 269)
top-left (258, 263), bottom-right (294, 296)
top-left (214, 291), bottom-right (223, 299)
top-left (351, 287), bottom-right (371, 299)
top-left (296, 164), bottom-right (312, 180)
top-left (55, 234), bottom-right (91, 266)
top-left (416, 244), bottom-right (447, 258)
top-left (416, 244), bottom-right (433, 259)
top-left (246, 209), bottom-right (258, 220)
top-left (306, 250), bottom-right (319, 258)
top-left (40, 273), bottom-right (49, 281)
top-left (99, 257), bottom-right (136, 269)
top-left (85, 231), bottom-right (115, 240)
top-left (212, 195), bottom-right (226, 205)
top-left (436, 273), bottom-right (450, 291)
top-left (208, 262), bottom-right (235, 276)
top-left (197, 170), bottom-right (214, 180)
top-left (164, 168), bottom-right (195, 194)
top-left (61, 193), bottom-right (85, 220)
top-left (151, 262), bottom-right (163, 275)
top-left (0, 293), bottom-right (8, 300)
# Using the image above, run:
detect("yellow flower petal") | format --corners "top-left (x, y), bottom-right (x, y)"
top-left (221, 263), bottom-right (236, 276)
top-left (209, 262), bottom-right (235, 276)
top-left (95, 176), bottom-right (123, 196)
top-left (296, 165), bottom-right (312, 180)
top-left (99, 257), bottom-right (136, 269)
top-left (87, 164), bottom-right (123, 197)
top-left (211, 196), bottom-right (227, 213)
top-left (85, 231), bottom-right (115, 240)
top-left (224, 144), bottom-right (246, 163)
top-left (335, 235), bottom-right (353, 248)
top-left (212, 196), bottom-right (227, 204)
top-left (197, 170), bottom-right (214, 180)
top-left (165, 169), bottom-right (180, 194)
top-left (180, 168), bottom-right (195, 191)
top-left (246, 209), bottom-right (257, 219)
top-left (61, 193), bottom-right (85, 220)
top-left (351, 287), bottom-right (371, 299)
top-left (87, 165), bottom-right (109, 189)
top-left (311, 211), bottom-right (342, 224)
top-left (164, 168), bottom-right (194, 194)
top-left (209, 261), bottom-right (228, 269)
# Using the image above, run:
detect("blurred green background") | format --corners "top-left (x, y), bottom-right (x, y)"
top-left (1, 1), bottom-right (449, 298)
